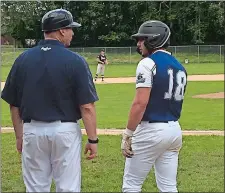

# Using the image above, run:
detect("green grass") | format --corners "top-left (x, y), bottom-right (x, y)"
top-left (1, 81), bottom-right (224, 130)
top-left (1, 49), bottom-right (224, 80)
top-left (180, 81), bottom-right (224, 130)
top-left (1, 63), bottom-right (224, 81)
top-left (94, 81), bottom-right (224, 130)
top-left (1, 134), bottom-right (224, 192)
top-left (89, 62), bottom-right (224, 78)
top-left (184, 62), bottom-right (224, 75)
top-left (0, 64), bottom-right (135, 81)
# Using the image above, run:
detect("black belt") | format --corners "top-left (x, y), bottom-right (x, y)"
top-left (139, 120), bottom-right (170, 124)
top-left (148, 121), bottom-right (169, 123)
top-left (23, 119), bottom-right (77, 123)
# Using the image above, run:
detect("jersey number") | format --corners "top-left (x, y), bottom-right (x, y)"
top-left (164, 69), bottom-right (187, 101)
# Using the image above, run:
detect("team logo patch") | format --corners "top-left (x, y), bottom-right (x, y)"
top-left (41, 47), bottom-right (51, 51)
top-left (136, 73), bottom-right (145, 83)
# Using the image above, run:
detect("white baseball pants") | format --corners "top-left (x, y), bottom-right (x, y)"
top-left (96, 63), bottom-right (105, 75)
top-left (122, 121), bottom-right (182, 193)
top-left (22, 120), bottom-right (82, 192)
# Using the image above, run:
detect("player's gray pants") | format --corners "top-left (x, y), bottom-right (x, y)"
top-left (96, 63), bottom-right (105, 75)
top-left (122, 121), bottom-right (182, 193)
top-left (22, 120), bottom-right (82, 192)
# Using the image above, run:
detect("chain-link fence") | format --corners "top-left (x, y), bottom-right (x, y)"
top-left (1, 45), bottom-right (224, 66)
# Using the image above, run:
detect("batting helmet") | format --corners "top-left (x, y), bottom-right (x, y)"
top-left (42, 8), bottom-right (81, 32)
top-left (132, 20), bottom-right (170, 52)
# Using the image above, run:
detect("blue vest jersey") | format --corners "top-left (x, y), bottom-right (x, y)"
top-left (135, 50), bottom-right (187, 122)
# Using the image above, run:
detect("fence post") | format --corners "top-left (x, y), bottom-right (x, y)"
top-left (130, 47), bottom-right (132, 64)
top-left (220, 45), bottom-right (222, 63)
top-left (198, 45), bottom-right (200, 64)
top-left (174, 46), bottom-right (177, 57)
top-left (14, 38), bottom-right (16, 52)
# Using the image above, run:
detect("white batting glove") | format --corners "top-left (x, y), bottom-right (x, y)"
top-left (121, 128), bottom-right (134, 158)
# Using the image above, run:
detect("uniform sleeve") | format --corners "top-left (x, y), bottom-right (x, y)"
top-left (72, 57), bottom-right (99, 105)
top-left (1, 59), bottom-right (20, 107)
top-left (136, 57), bottom-right (156, 88)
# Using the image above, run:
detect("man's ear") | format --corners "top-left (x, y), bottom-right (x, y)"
top-left (59, 29), bottom-right (65, 36)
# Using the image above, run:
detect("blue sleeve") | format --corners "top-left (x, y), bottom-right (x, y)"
top-left (1, 59), bottom-right (20, 107)
top-left (72, 57), bottom-right (99, 105)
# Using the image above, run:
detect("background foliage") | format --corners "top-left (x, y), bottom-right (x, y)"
top-left (1, 1), bottom-right (224, 47)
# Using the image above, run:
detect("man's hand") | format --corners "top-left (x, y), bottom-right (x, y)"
top-left (121, 128), bottom-right (134, 158)
top-left (84, 143), bottom-right (98, 160)
top-left (16, 138), bottom-right (23, 153)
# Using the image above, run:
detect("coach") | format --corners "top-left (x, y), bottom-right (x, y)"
top-left (1, 8), bottom-right (99, 192)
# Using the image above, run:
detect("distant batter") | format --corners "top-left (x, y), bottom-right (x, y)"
top-left (94, 49), bottom-right (108, 81)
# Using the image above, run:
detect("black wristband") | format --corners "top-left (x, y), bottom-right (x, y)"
top-left (88, 138), bottom-right (99, 144)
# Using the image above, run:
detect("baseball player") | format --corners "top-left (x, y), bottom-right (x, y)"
top-left (1, 9), bottom-right (99, 192)
top-left (121, 20), bottom-right (188, 192)
top-left (94, 49), bottom-right (108, 81)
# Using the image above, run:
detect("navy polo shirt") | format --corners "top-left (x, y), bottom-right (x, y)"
top-left (1, 39), bottom-right (99, 122)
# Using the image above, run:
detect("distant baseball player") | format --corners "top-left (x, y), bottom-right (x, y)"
top-left (1, 9), bottom-right (99, 192)
top-left (121, 20), bottom-right (188, 192)
top-left (94, 49), bottom-right (108, 81)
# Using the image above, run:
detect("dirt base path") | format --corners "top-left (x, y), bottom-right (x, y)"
top-left (1, 74), bottom-right (224, 89)
top-left (193, 92), bottom-right (224, 99)
top-left (94, 74), bottom-right (224, 84)
top-left (1, 127), bottom-right (224, 136)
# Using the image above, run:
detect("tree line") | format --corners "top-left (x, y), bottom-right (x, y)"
top-left (1, 1), bottom-right (224, 47)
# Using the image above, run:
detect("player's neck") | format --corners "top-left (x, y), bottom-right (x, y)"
top-left (151, 48), bottom-right (166, 54)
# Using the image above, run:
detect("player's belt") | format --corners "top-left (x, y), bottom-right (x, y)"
top-left (23, 119), bottom-right (77, 123)
top-left (139, 120), bottom-right (170, 124)
top-left (148, 121), bottom-right (169, 123)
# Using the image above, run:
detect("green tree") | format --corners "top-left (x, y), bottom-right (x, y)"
top-left (1, 1), bottom-right (224, 47)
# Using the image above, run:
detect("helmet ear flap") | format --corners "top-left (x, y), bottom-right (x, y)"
top-left (144, 37), bottom-right (154, 52)
top-left (144, 34), bottom-right (169, 52)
